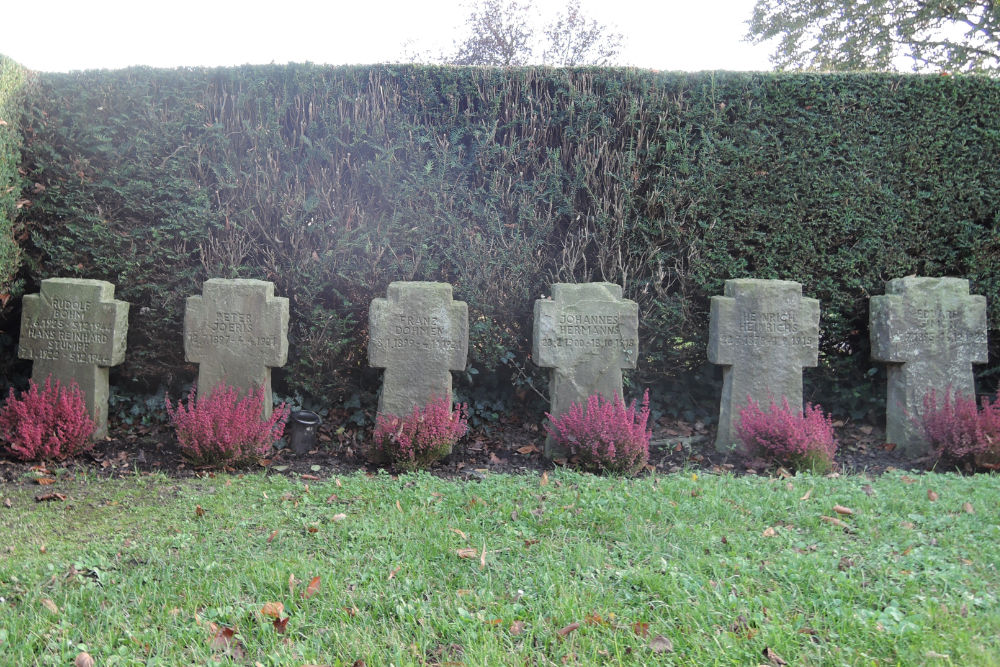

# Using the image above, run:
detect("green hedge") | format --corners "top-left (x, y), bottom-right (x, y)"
top-left (12, 65), bottom-right (1000, 418)
top-left (0, 55), bottom-right (27, 310)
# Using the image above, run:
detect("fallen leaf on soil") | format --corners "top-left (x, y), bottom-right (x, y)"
top-left (41, 598), bottom-right (59, 614)
top-left (517, 444), bottom-right (539, 455)
top-left (456, 548), bottom-right (479, 559)
top-left (556, 622), bottom-right (580, 637)
top-left (35, 493), bottom-right (66, 502)
top-left (800, 489), bottom-right (812, 501)
top-left (963, 502), bottom-right (974, 514)
top-left (302, 575), bottom-right (321, 599)
top-left (927, 489), bottom-right (939, 501)
top-left (649, 635), bottom-right (673, 654)
top-left (509, 620), bottom-right (525, 636)
top-left (260, 601), bottom-right (284, 618)
top-left (833, 504), bottom-right (854, 515)
top-left (301, 474), bottom-right (319, 480)
top-left (35, 478), bottom-right (55, 485)
top-left (74, 652), bottom-right (95, 667)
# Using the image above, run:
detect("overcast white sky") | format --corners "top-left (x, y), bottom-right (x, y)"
top-left (2, 0), bottom-right (776, 73)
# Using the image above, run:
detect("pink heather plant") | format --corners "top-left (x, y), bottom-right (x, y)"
top-left (736, 396), bottom-right (837, 473)
top-left (166, 383), bottom-right (289, 468)
top-left (921, 388), bottom-right (1000, 466)
top-left (0, 376), bottom-right (95, 461)
top-left (371, 396), bottom-right (468, 470)
top-left (546, 390), bottom-right (651, 475)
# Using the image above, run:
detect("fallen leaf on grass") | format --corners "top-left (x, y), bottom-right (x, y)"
top-left (307, 525), bottom-right (319, 533)
top-left (332, 513), bottom-right (347, 522)
top-left (451, 527), bottom-right (468, 540)
top-left (800, 489), bottom-right (812, 501)
top-left (480, 541), bottom-right (487, 569)
top-left (3, 497), bottom-right (10, 508)
top-left (649, 635), bottom-right (673, 654)
top-left (388, 567), bottom-right (400, 581)
top-left (763, 646), bottom-right (788, 665)
top-left (456, 548), bottom-right (479, 559)
top-left (267, 530), bottom-right (278, 543)
top-left (260, 601), bottom-right (284, 618)
top-left (272, 616), bottom-right (289, 633)
top-left (540, 471), bottom-right (549, 486)
top-left (41, 598), bottom-right (59, 614)
top-left (34, 493), bottom-right (66, 502)
top-left (509, 620), bottom-right (525, 636)
top-left (35, 477), bottom-right (56, 485)
top-left (208, 625), bottom-right (246, 659)
top-left (556, 622), bottom-right (580, 637)
top-left (762, 526), bottom-right (777, 538)
top-left (927, 489), bottom-right (939, 502)
top-left (963, 502), bottom-right (974, 514)
top-left (396, 500), bottom-right (403, 512)
top-left (632, 621), bottom-right (650, 637)
top-left (833, 504), bottom-right (854, 515)
top-left (74, 652), bottom-right (95, 667)
top-left (302, 575), bottom-right (321, 599)
top-left (820, 515), bottom-right (852, 531)
top-left (195, 505), bottom-right (205, 517)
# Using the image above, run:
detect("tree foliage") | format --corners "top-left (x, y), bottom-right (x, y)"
top-left (448, 0), bottom-right (622, 66)
top-left (747, 0), bottom-right (1000, 73)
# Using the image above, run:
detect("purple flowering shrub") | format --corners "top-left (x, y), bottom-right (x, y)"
top-left (921, 389), bottom-right (1000, 467)
top-left (736, 396), bottom-right (837, 472)
top-left (371, 396), bottom-right (468, 470)
top-left (166, 383), bottom-right (289, 467)
top-left (546, 390), bottom-right (651, 475)
top-left (0, 376), bottom-right (95, 461)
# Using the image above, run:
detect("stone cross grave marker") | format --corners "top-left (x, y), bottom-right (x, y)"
top-left (184, 279), bottom-right (289, 418)
top-left (533, 282), bottom-right (639, 458)
top-left (369, 282), bottom-right (468, 423)
top-left (18, 278), bottom-right (129, 440)
top-left (870, 276), bottom-right (987, 454)
top-left (708, 279), bottom-right (820, 451)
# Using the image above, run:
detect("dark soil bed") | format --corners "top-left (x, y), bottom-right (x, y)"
top-left (0, 413), bottom-right (948, 486)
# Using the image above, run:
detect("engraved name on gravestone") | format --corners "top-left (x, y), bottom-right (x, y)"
top-left (18, 278), bottom-right (129, 440)
top-left (368, 282), bottom-right (468, 423)
top-left (533, 283), bottom-right (639, 458)
top-left (708, 279), bottom-right (820, 451)
top-left (184, 279), bottom-right (289, 418)
top-left (870, 276), bottom-right (987, 454)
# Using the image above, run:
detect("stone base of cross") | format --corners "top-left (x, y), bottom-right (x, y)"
top-left (533, 282), bottom-right (639, 459)
top-left (708, 279), bottom-right (820, 452)
top-left (368, 281), bottom-right (468, 421)
top-left (184, 279), bottom-right (289, 419)
top-left (870, 276), bottom-right (987, 454)
top-left (18, 278), bottom-right (129, 440)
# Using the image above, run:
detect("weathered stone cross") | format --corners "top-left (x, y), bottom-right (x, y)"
top-left (870, 276), bottom-right (987, 454)
top-left (708, 279), bottom-right (820, 451)
top-left (533, 282), bottom-right (639, 458)
top-left (18, 278), bottom-right (129, 439)
top-left (368, 281), bottom-right (468, 420)
top-left (184, 279), bottom-right (289, 418)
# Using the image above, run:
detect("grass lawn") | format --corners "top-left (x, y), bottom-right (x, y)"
top-left (1, 468), bottom-right (998, 665)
